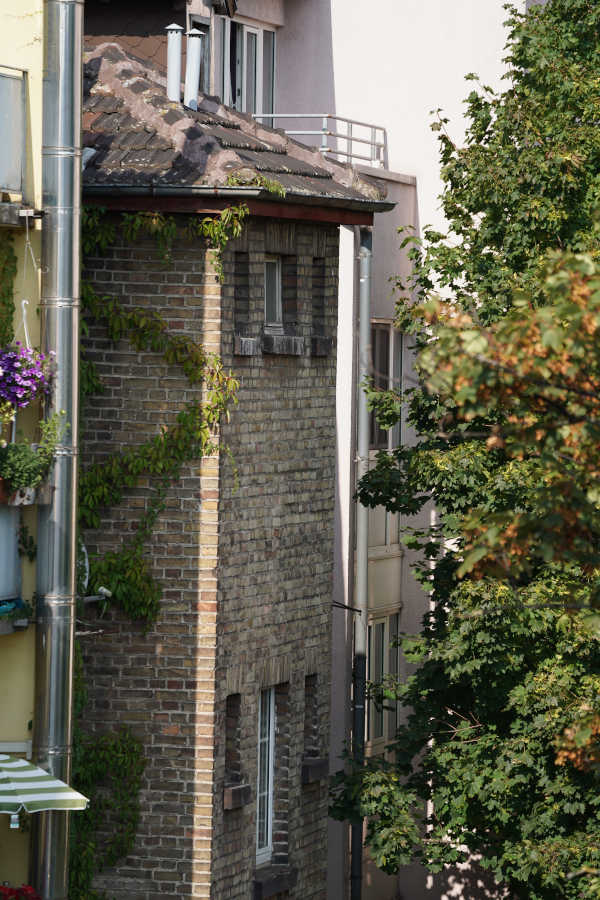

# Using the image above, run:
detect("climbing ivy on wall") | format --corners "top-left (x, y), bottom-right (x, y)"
top-left (79, 204), bottom-right (245, 625)
top-left (70, 645), bottom-right (146, 900)
top-left (0, 232), bottom-right (17, 344)
top-left (70, 204), bottom-right (246, 897)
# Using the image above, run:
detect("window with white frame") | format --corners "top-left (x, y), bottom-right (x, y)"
top-left (368, 322), bottom-right (404, 549)
top-left (256, 687), bottom-right (275, 864)
top-left (370, 323), bottom-right (403, 450)
top-left (189, 18), bottom-right (211, 94)
top-left (215, 16), bottom-right (275, 114)
top-left (367, 613), bottom-right (401, 745)
top-left (264, 255), bottom-right (282, 329)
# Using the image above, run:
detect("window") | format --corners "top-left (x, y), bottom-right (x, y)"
top-left (189, 19), bottom-right (211, 94)
top-left (264, 255), bottom-right (282, 328)
top-left (370, 323), bottom-right (403, 449)
top-left (256, 687), bottom-right (275, 864)
top-left (217, 17), bottom-right (275, 114)
top-left (367, 613), bottom-right (401, 744)
top-left (367, 323), bottom-right (403, 548)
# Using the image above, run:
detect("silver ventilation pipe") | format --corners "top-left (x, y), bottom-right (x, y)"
top-left (183, 28), bottom-right (202, 110)
top-left (166, 23), bottom-right (183, 102)
top-left (350, 226), bottom-right (372, 900)
top-left (31, 0), bottom-right (82, 897)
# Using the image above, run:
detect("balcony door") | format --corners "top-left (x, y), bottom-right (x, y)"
top-left (219, 18), bottom-right (274, 116)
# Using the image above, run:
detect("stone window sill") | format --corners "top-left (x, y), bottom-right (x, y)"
top-left (301, 756), bottom-right (329, 785)
top-left (223, 782), bottom-right (251, 810)
top-left (253, 865), bottom-right (297, 899)
top-left (261, 333), bottom-right (304, 356)
top-left (234, 335), bottom-right (261, 356)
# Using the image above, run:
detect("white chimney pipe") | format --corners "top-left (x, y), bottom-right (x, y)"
top-left (166, 23), bottom-right (184, 102)
top-left (184, 28), bottom-right (202, 110)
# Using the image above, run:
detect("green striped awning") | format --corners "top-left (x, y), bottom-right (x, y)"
top-left (0, 753), bottom-right (88, 814)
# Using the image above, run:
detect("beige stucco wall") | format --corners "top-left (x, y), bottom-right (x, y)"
top-left (0, 0), bottom-right (43, 887)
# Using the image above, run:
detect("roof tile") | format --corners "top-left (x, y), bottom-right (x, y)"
top-left (82, 43), bottom-right (390, 212)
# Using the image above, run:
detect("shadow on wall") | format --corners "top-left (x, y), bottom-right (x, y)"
top-left (274, 0), bottom-right (336, 147)
top-left (394, 859), bottom-right (513, 900)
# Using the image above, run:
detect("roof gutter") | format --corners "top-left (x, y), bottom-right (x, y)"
top-left (81, 184), bottom-right (394, 215)
top-left (82, 185), bottom-right (262, 198)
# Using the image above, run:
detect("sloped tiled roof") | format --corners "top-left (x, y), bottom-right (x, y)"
top-left (82, 44), bottom-right (392, 212)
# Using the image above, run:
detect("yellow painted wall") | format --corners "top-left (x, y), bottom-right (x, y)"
top-left (0, 0), bottom-right (44, 887)
top-left (1, 0), bottom-right (44, 209)
top-left (0, 630), bottom-right (36, 888)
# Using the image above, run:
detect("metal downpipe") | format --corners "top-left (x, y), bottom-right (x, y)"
top-left (31, 1), bottom-right (82, 897)
top-left (350, 227), bottom-right (372, 900)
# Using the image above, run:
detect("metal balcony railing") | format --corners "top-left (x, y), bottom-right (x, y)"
top-left (254, 113), bottom-right (387, 168)
top-left (0, 65), bottom-right (27, 194)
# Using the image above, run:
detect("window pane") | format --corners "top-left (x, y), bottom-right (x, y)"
top-left (265, 259), bottom-right (280, 324)
top-left (214, 18), bottom-right (225, 101)
top-left (230, 22), bottom-right (243, 110)
top-left (373, 623), bottom-right (384, 739)
top-left (245, 31), bottom-right (257, 114)
top-left (367, 625), bottom-right (372, 741)
top-left (370, 325), bottom-right (391, 449)
top-left (257, 688), bottom-right (273, 855)
top-left (388, 614), bottom-right (399, 737)
top-left (392, 330), bottom-right (404, 448)
top-left (262, 30), bottom-right (275, 115)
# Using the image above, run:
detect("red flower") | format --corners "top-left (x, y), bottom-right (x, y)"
top-left (0, 888), bottom-right (42, 900)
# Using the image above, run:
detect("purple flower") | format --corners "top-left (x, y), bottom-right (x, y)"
top-left (0, 343), bottom-right (54, 412)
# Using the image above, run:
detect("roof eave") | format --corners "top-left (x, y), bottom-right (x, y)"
top-left (82, 183), bottom-right (395, 215)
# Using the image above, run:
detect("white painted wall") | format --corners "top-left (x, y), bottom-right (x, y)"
top-left (279, 0), bottom-right (526, 236)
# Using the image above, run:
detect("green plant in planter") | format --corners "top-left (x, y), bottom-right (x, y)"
top-left (0, 412), bottom-right (65, 494)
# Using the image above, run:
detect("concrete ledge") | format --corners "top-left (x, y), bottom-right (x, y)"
top-left (301, 757), bottom-right (329, 785)
top-left (310, 335), bottom-right (332, 357)
top-left (234, 334), bottom-right (261, 356)
top-left (0, 203), bottom-right (43, 227)
top-left (356, 164), bottom-right (417, 186)
top-left (261, 333), bottom-right (304, 356)
top-left (224, 782), bottom-right (251, 810)
top-left (0, 618), bottom-right (29, 636)
top-left (253, 865), bottom-right (297, 899)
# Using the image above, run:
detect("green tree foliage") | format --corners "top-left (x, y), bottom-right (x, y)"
top-left (331, 2), bottom-right (600, 897)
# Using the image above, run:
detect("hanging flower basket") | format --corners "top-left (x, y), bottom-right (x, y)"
top-left (0, 342), bottom-right (59, 502)
top-left (0, 343), bottom-right (54, 429)
top-left (0, 423), bottom-right (62, 505)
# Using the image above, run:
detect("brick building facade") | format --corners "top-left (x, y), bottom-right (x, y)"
top-left (81, 217), bottom-right (337, 898)
top-left (79, 43), bottom-right (390, 898)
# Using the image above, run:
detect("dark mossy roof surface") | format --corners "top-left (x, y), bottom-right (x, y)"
top-left (82, 43), bottom-right (392, 213)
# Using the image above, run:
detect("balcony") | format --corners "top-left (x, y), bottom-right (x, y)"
top-left (254, 113), bottom-right (387, 169)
